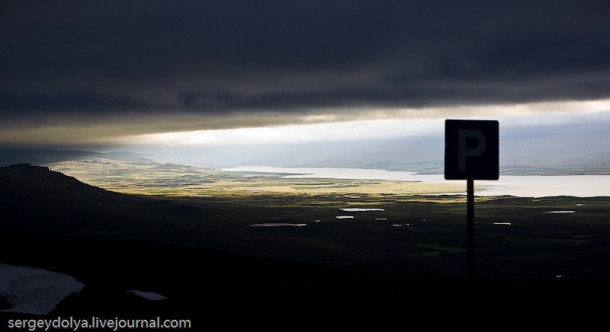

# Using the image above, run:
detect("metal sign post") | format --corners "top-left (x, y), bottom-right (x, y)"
top-left (445, 119), bottom-right (499, 331)
top-left (467, 177), bottom-right (476, 330)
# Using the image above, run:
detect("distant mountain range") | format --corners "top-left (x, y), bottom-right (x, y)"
top-left (141, 121), bottom-right (610, 175)
top-left (1, 121), bottom-right (609, 175)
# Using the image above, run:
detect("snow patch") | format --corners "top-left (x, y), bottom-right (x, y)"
top-left (0, 264), bottom-right (85, 315)
top-left (127, 289), bottom-right (167, 301)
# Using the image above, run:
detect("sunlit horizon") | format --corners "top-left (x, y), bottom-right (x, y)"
top-left (122, 100), bottom-right (610, 147)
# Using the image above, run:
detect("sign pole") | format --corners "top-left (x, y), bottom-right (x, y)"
top-left (467, 178), bottom-right (476, 331)
top-left (444, 119), bottom-right (498, 332)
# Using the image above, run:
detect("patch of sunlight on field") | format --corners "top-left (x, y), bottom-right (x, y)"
top-left (47, 158), bottom-right (467, 198)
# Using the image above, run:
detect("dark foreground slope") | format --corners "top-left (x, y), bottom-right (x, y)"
top-left (3, 228), bottom-right (608, 332)
top-left (1, 164), bottom-right (608, 331)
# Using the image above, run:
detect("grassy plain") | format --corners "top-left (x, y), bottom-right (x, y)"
top-left (48, 158), bottom-right (468, 197)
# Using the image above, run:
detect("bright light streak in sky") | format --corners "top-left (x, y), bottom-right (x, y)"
top-left (125, 100), bottom-right (610, 147)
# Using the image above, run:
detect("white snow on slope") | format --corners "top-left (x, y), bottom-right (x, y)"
top-left (128, 289), bottom-right (167, 301)
top-left (0, 264), bottom-right (85, 315)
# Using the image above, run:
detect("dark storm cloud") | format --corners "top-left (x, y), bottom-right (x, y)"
top-left (1, 0), bottom-right (610, 140)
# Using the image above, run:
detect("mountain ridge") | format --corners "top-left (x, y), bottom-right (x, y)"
top-left (0, 163), bottom-right (125, 202)
top-left (0, 163), bottom-right (202, 239)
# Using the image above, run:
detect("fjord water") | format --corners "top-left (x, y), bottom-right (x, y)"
top-left (223, 166), bottom-right (610, 197)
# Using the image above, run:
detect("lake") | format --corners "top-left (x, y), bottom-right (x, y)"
top-left (222, 166), bottom-right (610, 197)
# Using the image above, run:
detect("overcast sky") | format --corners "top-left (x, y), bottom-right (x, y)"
top-left (1, 0), bottom-right (609, 147)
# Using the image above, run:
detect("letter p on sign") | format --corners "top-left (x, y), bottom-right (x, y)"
top-left (445, 120), bottom-right (499, 180)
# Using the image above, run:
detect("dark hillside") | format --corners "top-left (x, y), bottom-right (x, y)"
top-left (0, 164), bottom-right (200, 239)
top-left (0, 163), bottom-right (121, 201)
top-left (1, 164), bottom-right (137, 233)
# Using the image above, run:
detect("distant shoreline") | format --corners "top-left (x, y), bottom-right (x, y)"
top-left (223, 166), bottom-right (610, 197)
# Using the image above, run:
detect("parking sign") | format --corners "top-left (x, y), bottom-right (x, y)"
top-left (445, 119), bottom-right (499, 180)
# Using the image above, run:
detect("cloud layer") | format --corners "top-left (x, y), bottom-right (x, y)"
top-left (2, 0), bottom-right (610, 144)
